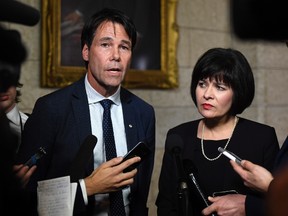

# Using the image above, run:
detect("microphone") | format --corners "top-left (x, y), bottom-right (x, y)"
top-left (231, 0), bottom-right (288, 41)
top-left (166, 134), bottom-right (190, 216)
top-left (0, 0), bottom-right (40, 26)
top-left (183, 159), bottom-right (217, 216)
top-left (166, 134), bottom-right (186, 185)
top-left (69, 135), bottom-right (97, 182)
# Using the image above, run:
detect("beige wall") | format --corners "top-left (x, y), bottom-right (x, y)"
top-left (4, 0), bottom-right (288, 215)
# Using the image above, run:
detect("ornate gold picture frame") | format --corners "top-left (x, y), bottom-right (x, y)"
top-left (41, 0), bottom-right (179, 89)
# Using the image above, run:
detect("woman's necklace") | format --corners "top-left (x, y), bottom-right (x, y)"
top-left (201, 116), bottom-right (238, 161)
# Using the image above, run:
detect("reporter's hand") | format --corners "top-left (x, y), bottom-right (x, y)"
top-left (202, 194), bottom-right (245, 216)
top-left (13, 164), bottom-right (37, 188)
top-left (230, 160), bottom-right (273, 192)
top-left (84, 156), bottom-right (141, 196)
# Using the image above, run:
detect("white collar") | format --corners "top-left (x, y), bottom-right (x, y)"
top-left (84, 74), bottom-right (121, 106)
top-left (6, 105), bottom-right (20, 125)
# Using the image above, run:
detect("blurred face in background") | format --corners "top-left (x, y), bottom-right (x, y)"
top-left (0, 85), bottom-right (16, 112)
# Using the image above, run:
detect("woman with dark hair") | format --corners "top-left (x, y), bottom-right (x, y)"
top-left (156, 48), bottom-right (279, 216)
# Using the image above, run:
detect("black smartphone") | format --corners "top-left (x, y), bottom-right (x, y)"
top-left (213, 190), bottom-right (238, 197)
top-left (24, 147), bottom-right (47, 168)
top-left (122, 141), bottom-right (151, 173)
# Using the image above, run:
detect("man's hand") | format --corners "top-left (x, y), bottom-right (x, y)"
top-left (13, 164), bottom-right (37, 188)
top-left (202, 194), bottom-right (246, 216)
top-left (230, 160), bottom-right (273, 192)
top-left (84, 156), bottom-right (141, 196)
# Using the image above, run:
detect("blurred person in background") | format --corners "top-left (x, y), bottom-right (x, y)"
top-left (0, 81), bottom-right (29, 151)
top-left (0, 0), bottom-right (40, 214)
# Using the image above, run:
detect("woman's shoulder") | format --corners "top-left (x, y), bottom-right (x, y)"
top-left (238, 117), bottom-right (275, 131)
top-left (168, 119), bottom-right (201, 134)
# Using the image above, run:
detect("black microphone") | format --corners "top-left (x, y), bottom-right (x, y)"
top-left (0, 0), bottom-right (40, 26)
top-left (166, 134), bottom-right (190, 216)
top-left (166, 134), bottom-right (186, 180)
top-left (231, 0), bottom-right (288, 41)
top-left (183, 159), bottom-right (217, 216)
top-left (69, 135), bottom-right (97, 182)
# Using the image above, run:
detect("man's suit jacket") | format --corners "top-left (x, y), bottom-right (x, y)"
top-left (16, 77), bottom-right (155, 216)
top-left (274, 136), bottom-right (288, 172)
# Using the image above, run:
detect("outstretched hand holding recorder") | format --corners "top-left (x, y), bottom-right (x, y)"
top-left (13, 147), bottom-right (46, 188)
top-left (218, 147), bottom-right (242, 166)
top-left (24, 146), bottom-right (47, 168)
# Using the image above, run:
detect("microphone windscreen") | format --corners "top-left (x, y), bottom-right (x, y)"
top-left (69, 135), bottom-right (97, 182)
top-left (231, 0), bottom-right (288, 40)
top-left (165, 133), bottom-right (184, 154)
top-left (0, 0), bottom-right (40, 26)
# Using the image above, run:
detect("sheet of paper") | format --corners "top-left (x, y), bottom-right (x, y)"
top-left (37, 176), bottom-right (77, 216)
top-left (70, 182), bottom-right (77, 213)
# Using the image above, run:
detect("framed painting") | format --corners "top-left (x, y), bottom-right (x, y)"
top-left (41, 0), bottom-right (179, 89)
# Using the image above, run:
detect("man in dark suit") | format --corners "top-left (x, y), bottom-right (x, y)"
top-left (16, 8), bottom-right (155, 216)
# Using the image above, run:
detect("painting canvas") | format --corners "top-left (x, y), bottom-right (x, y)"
top-left (41, 0), bottom-right (179, 88)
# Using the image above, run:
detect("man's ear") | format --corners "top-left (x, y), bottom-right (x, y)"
top-left (82, 44), bottom-right (89, 61)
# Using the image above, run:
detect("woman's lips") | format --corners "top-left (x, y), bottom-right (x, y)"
top-left (202, 103), bottom-right (213, 109)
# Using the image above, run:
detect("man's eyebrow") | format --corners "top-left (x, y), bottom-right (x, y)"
top-left (99, 37), bottom-right (113, 42)
top-left (99, 37), bottom-right (131, 46)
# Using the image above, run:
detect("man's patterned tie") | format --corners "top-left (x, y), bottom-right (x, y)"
top-left (100, 99), bottom-right (126, 216)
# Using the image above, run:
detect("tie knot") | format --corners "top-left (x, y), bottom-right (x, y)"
top-left (100, 99), bottom-right (113, 110)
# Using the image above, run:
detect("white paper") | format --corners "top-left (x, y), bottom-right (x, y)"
top-left (37, 176), bottom-right (77, 216)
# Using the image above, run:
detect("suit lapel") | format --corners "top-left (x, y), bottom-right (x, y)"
top-left (71, 78), bottom-right (95, 175)
top-left (120, 88), bottom-right (138, 151)
top-left (120, 88), bottom-right (143, 197)
top-left (71, 78), bottom-right (92, 144)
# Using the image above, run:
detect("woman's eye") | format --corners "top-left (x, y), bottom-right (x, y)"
top-left (198, 81), bottom-right (205, 87)
top-left (216, 85), bottom-right (226, 91)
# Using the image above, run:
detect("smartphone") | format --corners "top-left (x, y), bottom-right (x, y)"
top-left (122, 141), bottom-right (151, 173)
top-left (213, 190), bottom-right (238, 197)
top-left (24, 147), bottom-right (47, 168)
top-left (218, 147), bottom-right (242, 166)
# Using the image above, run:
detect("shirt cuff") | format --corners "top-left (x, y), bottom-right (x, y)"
top-left (79, 179), bottom-right (88, 205)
